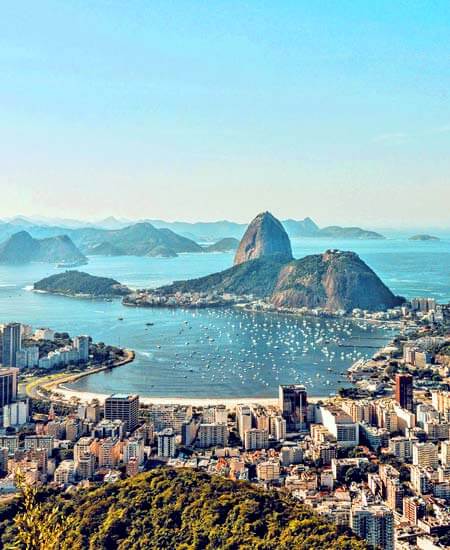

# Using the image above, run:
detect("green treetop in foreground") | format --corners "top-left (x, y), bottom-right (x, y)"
top-left (1, 468), bottom-right (368, 550)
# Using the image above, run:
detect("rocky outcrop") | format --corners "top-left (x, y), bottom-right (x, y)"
top-left (271, 250), bottom-right (403, 311)
top-left (234, 212), bottom-right (293, 266)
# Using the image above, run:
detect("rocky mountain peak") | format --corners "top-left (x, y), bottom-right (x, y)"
top-left (234, 211), bottom-right (293, 266)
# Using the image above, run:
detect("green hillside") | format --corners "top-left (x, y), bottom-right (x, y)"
top-left (1, 469), bottom-right (368, 550)
top-left (34, 270), bottom-right (130, 298)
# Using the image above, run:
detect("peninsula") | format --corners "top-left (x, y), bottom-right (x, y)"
top-left (123, 212), bottom-right (403, 313)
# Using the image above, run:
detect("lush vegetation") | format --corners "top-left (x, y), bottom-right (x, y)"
top-left (34, 270), bottom-right (130, 298)
top-left (161, 255), bottom-right (287, 298)
top-left (1, 469), bottom-right (368, 550)
top-left (159, 248), bottom-right (402, 312)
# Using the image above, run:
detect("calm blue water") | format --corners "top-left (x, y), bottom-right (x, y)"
top-left (0, 236), bottom-right (449, 398)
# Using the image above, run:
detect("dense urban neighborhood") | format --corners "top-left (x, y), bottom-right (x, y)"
top-left (0, 295), bottom-right (449, 548)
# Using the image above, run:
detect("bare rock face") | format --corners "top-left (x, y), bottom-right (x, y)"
top-left (271, 249), bottom-right (404, 312)
top-left (234, 212), bottom-right (293, 266)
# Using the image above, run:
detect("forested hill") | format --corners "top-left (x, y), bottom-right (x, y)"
top-left (33, 270), bottom-right (131, 298)
top-left (0, 468), bottom-right (368, 549)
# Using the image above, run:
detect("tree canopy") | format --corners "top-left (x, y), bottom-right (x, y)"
top-left (1, 468), bottom-right (368, 550)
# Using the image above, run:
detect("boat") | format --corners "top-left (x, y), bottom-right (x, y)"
top-left (118, 317), bottom-right (124, 321)
top-left (56, 260), bottom-right (88, 268)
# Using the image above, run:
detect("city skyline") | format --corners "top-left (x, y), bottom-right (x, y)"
top-left (1, 2), bottom-right (449, 226)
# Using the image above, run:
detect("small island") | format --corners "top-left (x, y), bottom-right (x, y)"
top-left (409, 234), bottom-right (440, 241)
top-left (318, 226), bottom-right (385, 239)
top-left (33, 270), bottom-right (131, 299)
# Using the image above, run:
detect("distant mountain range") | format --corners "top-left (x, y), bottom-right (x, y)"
top-left (70, 223), bottom-right (203, 257)
top-left (148, 217), bottom-right (385, 242)
top-left (0, 215), bottom-right (386, 245)
top-left (0, 223), bottom-right (203, 262)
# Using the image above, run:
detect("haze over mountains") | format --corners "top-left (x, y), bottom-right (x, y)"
top-left (0, 213), bottom-right (389, 265)
top-left (0, 215), bottom-right (385, 244)
top-left (0, 231), bottom-right (87, 265)
top-left (0, 223), bottom-right (203, 263)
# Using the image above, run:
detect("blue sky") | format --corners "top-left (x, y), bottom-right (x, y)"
top-left (1, 1), bottom-right (449, 226)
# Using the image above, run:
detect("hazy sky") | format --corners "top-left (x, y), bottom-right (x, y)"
top-left (1, 1), bottom-right (449, 227)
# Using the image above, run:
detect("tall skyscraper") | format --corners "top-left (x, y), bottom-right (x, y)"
top-left (279, 385), bottom-right (308, 431)
top-left (104, 394), bottom-right (139, 432)
top-left (0, 367), bottom-right (19, 407)
top-left (1, 323), bottom-right (22, 368)
top-left (395, 373), bottom-right (413, 411)
top-left (73, 335), bottom-right (90, 362)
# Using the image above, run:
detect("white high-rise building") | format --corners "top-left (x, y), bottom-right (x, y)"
top-left (412, 442), bottom-right (439, 469)
top-left (157, 428), bottom-right (176, 458)
top-left (270, 415), bottom-right (286, 441)
top-left (244, 428), bottom-right (269, 451)
top-left (74, 437), bottom-right (94, 463)
top-left (441, 440), bottom-right (450, 466)
top-left (197, 423), bottom-right (227, 448)
top-left (2, 399), bottom-right (28, 428)
top-left (236, 404), bottom-right (252, 441)
top-left (123, 438), bottom-right (145, 465)
top-left (388, 436), bottom-right (417, 461)
top-left (319, 404), bottom-right (359, 448)
top-left (73, 336), bottom-right (90, 362)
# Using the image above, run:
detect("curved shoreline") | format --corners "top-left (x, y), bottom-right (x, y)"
top-left (26, 349), bottom-right (135, 401)
top-left (50, 385), bottom-right (326, 407)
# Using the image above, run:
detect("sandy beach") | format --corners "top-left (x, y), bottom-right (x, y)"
top-left (55, 385), bottom-right (279, 407)
top-left (53, 384), bottom-right (325, 408)
top-left (29, 346), bottom-right (328, 409)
